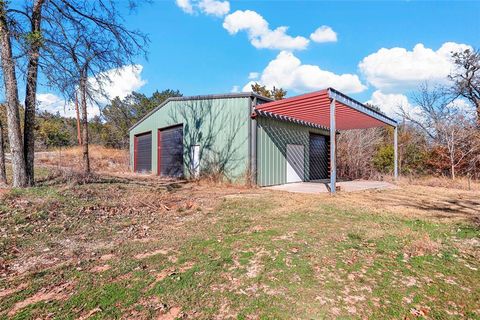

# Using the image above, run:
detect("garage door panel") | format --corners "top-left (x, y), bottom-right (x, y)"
top-left (309, 133), bottom-right (329, 180)
top-left (160, 125), bottom-right (183, 177)
top-left (135, 132), bottom-right (152, 172)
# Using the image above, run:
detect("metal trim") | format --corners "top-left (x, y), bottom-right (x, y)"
top-left (327, 87), bottom-right (397, 128)
top-left (329, 98), bottom-right (336, 194)
top-left (251, 96), bottom-right (258, 184)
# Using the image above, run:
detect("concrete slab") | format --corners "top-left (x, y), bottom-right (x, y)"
top-left (264, 180), bottom-right (396, 194)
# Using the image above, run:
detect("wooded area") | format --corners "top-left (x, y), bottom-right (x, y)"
top-left (0, 1), bottom-right (479, 187)
top-left (0, 0), bottom-right (147, 186)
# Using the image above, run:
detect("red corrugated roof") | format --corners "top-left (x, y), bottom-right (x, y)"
top-left (255, 89), bottom-right (394, 130)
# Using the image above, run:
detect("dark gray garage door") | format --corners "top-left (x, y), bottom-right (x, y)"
top-left (309, 133), bottom-right (329, 180)
top-left (160, 125), bottom-right (183, 177)
top-left (135, 132), bottom-right (152, 172)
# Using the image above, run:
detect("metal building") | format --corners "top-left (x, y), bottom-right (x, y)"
top-left (129, 88), bottom-right (397, 192)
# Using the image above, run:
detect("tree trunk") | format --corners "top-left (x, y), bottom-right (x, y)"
top-left (476, 98), bottom-right (480, 127)
top-left (75, 93), bottom-right (82, 145)
top-left (24, 0), bottom-right (46, 186)
top-left (80, 76), bottom-right (90, 173)
top-left (451, 163), bottom-right (455, 180)
top-left (0, 2), bottom-right (28, 187)
top-left (0, 122), bottom-right (7, 185)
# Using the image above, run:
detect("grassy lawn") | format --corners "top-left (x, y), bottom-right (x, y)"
top-left (0, 170), bottom-right (479, 319)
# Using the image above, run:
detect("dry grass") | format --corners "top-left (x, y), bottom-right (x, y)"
top-left (0, 170), bottom-right (479, 318)
top-left (35, 145), bottom-right (129, 174)
top-left (399, 175), bottom-right (480, 191)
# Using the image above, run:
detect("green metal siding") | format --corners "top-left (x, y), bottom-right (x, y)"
top-left (256, 117), bottom-right (329, 187)
top-left (130, 97), bottom-right (250, 181)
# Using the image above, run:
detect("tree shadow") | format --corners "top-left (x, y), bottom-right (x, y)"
top-left (359, 190), bottom-right (480, 225)
top-left (258, 117), bottom-right (330, 184)
top-left (167, 99), bottom-right (247, 180)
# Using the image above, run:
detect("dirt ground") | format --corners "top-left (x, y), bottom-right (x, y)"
top-left (0, 162), bottom-right (479, 319)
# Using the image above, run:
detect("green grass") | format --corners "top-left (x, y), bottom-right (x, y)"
top-left (0, 180), bottom-right (479, 319)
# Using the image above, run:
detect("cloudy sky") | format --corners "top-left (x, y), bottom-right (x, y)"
top-left (35, 0), bottom-right (479, 118)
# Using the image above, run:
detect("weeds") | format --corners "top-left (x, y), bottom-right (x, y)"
top-left (0, 169), bottom-right (479, 319)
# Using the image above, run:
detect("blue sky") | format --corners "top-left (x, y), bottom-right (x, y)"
top-left (36, 0), bottom-right (479, 117)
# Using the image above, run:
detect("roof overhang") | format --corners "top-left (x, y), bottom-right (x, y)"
top-left (254, 88), bottom-right (397, 130)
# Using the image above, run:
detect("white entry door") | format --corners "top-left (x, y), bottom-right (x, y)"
top-left (286, 144), bottom-right (304, 183)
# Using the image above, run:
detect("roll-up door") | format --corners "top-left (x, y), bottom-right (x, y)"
top-left (159, 125), bottom-right (183, 177)
top-left (135, 132), bottom-right (152, 173)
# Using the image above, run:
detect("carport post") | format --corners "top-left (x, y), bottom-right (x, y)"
top-left (394, 125), bottom-right (398, 180)
top-left (330, 98), bottom-right (336, 194)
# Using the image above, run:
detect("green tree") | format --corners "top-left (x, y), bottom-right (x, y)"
top-left (251, 83), bottom-right (287, 100)
top-left (373, 145), bottom-right (394, 174)
top-left (37, 119), bottom-right (71, 149)
top-left (35, 111), bottom-right (76, 149)
top-left (101, 90), bottom-right (182, 149)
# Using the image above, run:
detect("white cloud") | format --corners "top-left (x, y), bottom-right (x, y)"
top-left (248, 72), bottom-right (259, 80)
top-left (310, 26), bottom-right (337, 43)
top-left (176, 0), bottom-right (194, 14)
top-left (359, 42), bottom-right (472, 92)
top-left (90, 64), bottom-right (146, 104)
top-left (242, 81), bottom-right (256, 92)
top-left (37, 93), bottom-right (100, 119)
top-left (447, 98), bottom-right (475, 118)
top-left (223, 10), bottom-right (309, 50)
top-left (37, 64), bottom-right (147, 119)
top-left (243, 51), bottom-right (366, 94)
top-left (199, 0), bottom-right (229, 16)
top-left (175, 0), bottom-right (229, 16)
top-left (231, 85), bottom-right (240, 93)
top-left (366, 90), bottom-right (413, 118)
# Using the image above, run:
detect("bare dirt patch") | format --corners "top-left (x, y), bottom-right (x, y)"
top-left (157, 306), bottom-right (181, 320)
top-left (8, 282), bottom-right (74, 317)
top-left (135, 249), bottom-right (170, 260)
top-left (0, 283), bottom-right (28, 299)
top-left (90, 264), bottom-right (111, 273)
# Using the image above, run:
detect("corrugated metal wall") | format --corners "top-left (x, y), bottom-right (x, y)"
top-left (130, 97), bottom-right (250, 180)
top-left (256, 117), bottom-right (330, 186)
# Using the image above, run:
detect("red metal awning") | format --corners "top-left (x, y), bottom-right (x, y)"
top-left (254, 88), bottom-right (396, 130)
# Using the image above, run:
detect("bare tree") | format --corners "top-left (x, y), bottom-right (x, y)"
top-left (337, 128), bottom-right (384, 179)
top-left (0, 1), bottom-right (28, 187)
top-left (39, 0), bottom-right (148, 174)
top-left (449, 48), bottom-right (480, 125)
top-left (439, 115), bottom-right (480, 179)
top-left (401, 84), bottom-right (479, 179)
top-left (0, 0), bottom-right (147, 183)
top-left (23, 0), bottom-right (46, 185)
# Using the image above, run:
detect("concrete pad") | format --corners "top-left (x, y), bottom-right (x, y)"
top-left (264, 180), bottom-right (396, 194)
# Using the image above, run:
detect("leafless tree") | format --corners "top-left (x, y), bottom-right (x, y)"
top-left (0, 1), bottom-right (28, 187)
top-left (38, 1), bottom-right (148, 174)
top-left (337, 128), bottom-right (384, 179)
top-left (0, 0), bottom-right (148, 182)
top-left (18, 0), bottom-right (46, 186)
top-left (401, 84), bottom-right (479, 179)
top-left (449, 48), bottom-right (480, 125)
top-left (439, 115), bottom-right (480, 179)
